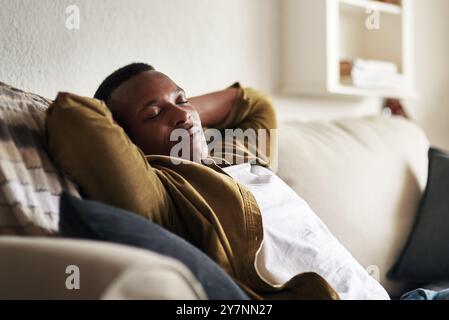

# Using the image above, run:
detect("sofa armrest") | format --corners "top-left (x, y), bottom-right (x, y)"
top-left (0, 236), bottom-right (206, 300)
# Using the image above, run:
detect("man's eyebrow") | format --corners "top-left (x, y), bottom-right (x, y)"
top-left (145, 88), bottom-right (185, 106)
top-left (175, 87), bottom-right (186, 95)
top-left (136, 99), bottom-right (157, 115)
top-left (143, 99), bottom-right (158, 107)
top-left (137, 87), bottom-right (186, 114)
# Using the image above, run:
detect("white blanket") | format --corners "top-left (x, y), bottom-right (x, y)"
top-left (222, 163), bottom-right (390, 300)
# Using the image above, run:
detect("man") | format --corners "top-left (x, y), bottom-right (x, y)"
top-left (93, 63), bottom-right (275, 167)
top-left (47, 63), bottom-right (389, 300)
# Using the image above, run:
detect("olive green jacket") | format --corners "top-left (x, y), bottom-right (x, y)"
top-left (46, 85), bottom-right (339, 300)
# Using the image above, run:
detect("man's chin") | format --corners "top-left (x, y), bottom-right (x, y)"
top-left (168, 130), bottom-right (208, 163)
top-left (168, 143), bottom-right (205, 163)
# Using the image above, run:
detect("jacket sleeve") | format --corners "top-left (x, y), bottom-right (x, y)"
top-left (211, 83), bottom-right (278, 170)
top-left (45, 93), bottom-right (171, 225)
top-left (215, 82), bottom-right (278, 132)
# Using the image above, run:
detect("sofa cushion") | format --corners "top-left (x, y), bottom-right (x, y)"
top-left (59, 193), bottom-right (249, 300)
top-left (0, 82), bottom-right (79, 235)
top-left (389, 147), bottom-right (449, 282)
top-left (276, 116), bottom-right (429, 296)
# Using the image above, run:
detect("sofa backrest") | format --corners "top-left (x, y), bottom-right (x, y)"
top-left (276, 116), bottom-right (430, 296)
top-left (0, 82), bottom-right (79, 235)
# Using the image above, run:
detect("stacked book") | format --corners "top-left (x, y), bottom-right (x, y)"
top-left (340, 59), bottom-right (404, 90)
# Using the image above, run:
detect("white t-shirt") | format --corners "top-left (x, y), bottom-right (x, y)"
top-left (222, 163), bottom-right (390, 300)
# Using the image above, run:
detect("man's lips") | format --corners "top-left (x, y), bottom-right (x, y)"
top-left (178, 122), bottom-right (199, 135)
top-left (171, 125), bottom-right (200, 139)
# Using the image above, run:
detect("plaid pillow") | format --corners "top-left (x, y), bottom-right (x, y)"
top-left (0, 81), bottom-right (79, 235)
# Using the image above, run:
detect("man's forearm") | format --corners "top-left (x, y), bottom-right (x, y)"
top-left (189, 87), bottom-right (240, 128)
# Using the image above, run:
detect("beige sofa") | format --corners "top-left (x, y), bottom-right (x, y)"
top-left (0, 237), bottom-right (206, 300)
top-left (0, 81), bottom-right (429, 299)
top-left (276, 116), bottom-right (429, 297)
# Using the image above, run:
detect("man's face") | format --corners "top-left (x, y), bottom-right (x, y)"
top-left (109, 71), bottom-right (208, 162)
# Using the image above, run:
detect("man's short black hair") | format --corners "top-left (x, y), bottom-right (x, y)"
top-left (94, 62), bottom-right (155, 103)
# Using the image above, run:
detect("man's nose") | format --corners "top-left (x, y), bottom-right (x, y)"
top-left (167, 104), bottom-right (191, 128)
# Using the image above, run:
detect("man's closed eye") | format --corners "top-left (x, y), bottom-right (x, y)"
top-left (143, 106), bottom-right (161, 120)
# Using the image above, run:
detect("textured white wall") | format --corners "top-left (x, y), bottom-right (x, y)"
top-left (0, 0), bottom-right (280, 98)
top-left (0, 0), bottom-right (376, 120)
top-left (406, 0), bottom-right (449, 150)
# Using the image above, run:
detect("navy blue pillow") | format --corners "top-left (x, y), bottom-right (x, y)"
top-left (389, 147), bottom-right (449, 282)
top-left (59, 193), bottom-right (249, 300)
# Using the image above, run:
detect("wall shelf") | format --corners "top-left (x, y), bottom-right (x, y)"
top-left (339, 0), bottom-right (402, 15)
top-left (281, 0), bottom-right (415, 99)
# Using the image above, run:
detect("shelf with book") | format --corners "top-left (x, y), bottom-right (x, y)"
top-left (339, 0), bottom-right (402, 15)
top-left (281, 0), bottom-right (415, 99)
